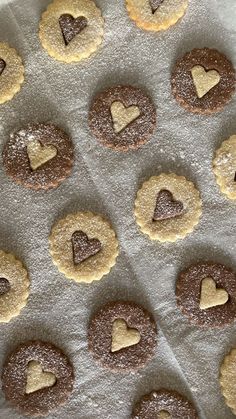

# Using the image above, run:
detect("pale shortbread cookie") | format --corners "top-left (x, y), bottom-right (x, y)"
top-left (111, 319), bottom-right (141, 352)
top-left (126, 0), bottom-right (188, 32)
top-left (191, 66), bottom-right (221, 99)
top-left (49, 212), bottom-right (119, 283)
top-left (27, 140), bottom-right (57, 171)
top-left (199, 277), bottom-right (229, 310)
top-left (213, 135), bottom-right (236, 200)
top-left (220, 348), bottom-right (236, 415)
top-left (135, 173), bottom-right (202, 242)
top-left (110, 102), bottom-right (141, 134)
top-left (39, 0), bottom-right (104, 63)
top-left (26, 361), bottom-right (57, 394)
top-left (0, 251), bottom-right (29, 322)
top-left (0, 42), bottom-right (24, 104)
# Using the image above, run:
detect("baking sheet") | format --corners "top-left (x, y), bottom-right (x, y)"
top-left (0, 0), bottom-right (236, 418)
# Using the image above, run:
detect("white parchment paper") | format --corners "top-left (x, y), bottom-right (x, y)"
top-left (0, 0), bottom-right (236, 418)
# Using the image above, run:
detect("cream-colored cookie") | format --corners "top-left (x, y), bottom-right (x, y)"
top-left (135, 173), bottom-right (202, 242)
top-left (213, 135), bottom-right (236, 200)
top-left (220, 348), bottom-right (236, 415)
top-left (126, 0), bottom-right (189, 32)
top-left (0, 251), bottom-right (30, 322)
top-left (0, 42), bottom-right (24, 104)
top-left (49, 212), bottom-right (119, 283)
top-left (111, 319), bottom-right (141, 352)
top-left (39, 0), bottom-right (104, 63)
top-left (26, 361), bottom-right (57, 394)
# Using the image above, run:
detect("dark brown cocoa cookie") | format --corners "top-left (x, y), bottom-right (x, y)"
top-left (132, 389), bottom-right (198, 419)
top-left (176, 262), bottom-right (236, 327)
top-left (59, 14), bottom-right (88, 46)
top-left (2, 340), bottom-right (74, 417)
top-left (89, 85), bottom-right (156, 151)
top-left (2, 123), bottom-right (74, 190)
top-left (171, 48), bottom-right (235, 114)
top-left (88, 301), bottom-right (157, 371)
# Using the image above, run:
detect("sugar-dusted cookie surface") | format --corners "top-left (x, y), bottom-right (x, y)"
top-left (88, 301), bottom-right (157, 371)
top-left (49, 212), bottom-right (119, 283)
top-left (0, 42), bottom-right (24, 104)
top-left (39, 0), bottom-right (104, 63)
top-left (0, 251), bottom-right (29, 323)
top-left (135, 173), bottom-right (202, 242)
top-left (126, 0), bottom-right (189, 32)
top-left (213, 135), bottom-right (236, 200)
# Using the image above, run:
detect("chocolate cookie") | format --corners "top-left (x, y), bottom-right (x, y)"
top-left (2, 341), bottom-right (74, 417)
top-left (176, 262), bottom-right (236, 327)
top-left (3, 123), bottom-right (74, 190)
top-left (132, 389), bottom-right (198, 418)
top-left (89, 85), bottom-right (156, 151)
top-left (171, 48), bottom-right (235, 114)
top-left (88, 301), bottom-right (157, 371)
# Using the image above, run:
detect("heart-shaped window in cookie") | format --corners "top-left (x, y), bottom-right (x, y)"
top-left (191, 65), bottom-right (221, 98)
top-left (71, 230), bottom-right (102, 265)
top-left (111, 319), bottom-right (141, 352)
top-left (25, 361), bottom-right (57, 394)
top-left (153, 189), bottom-right (184, 221)
top-left (149, 0), bottom-right (165, 14)
top-left (0, 278), bottom-right (10, 296)
top-left (110, 101), bottom-right (141, 134)
top-left (27, 140), bottom-right (58, 171)
top-left (59, 14), bottom-right (88, 46)
top-left (0, 58), bottom-right (6, 76)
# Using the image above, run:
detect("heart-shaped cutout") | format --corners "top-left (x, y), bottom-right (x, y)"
top-left (59, 14), bottom-right (88, 46)
top-left (111, 319), bottom-right (141, 352)
top-left (25, 361), bottom-right (56, 394)
top-left (199, 277), bottom-right (229, 310)
top-left (149, 0), bottom-right (164, 14)
top-left (110, 101), bottom-right (140, 134)
top-left (0, 278), bottom-right (10, 296)
top-left (72, 230), bottom-right (102, 265)
top-left (27, 140), bottom-right (57, 171)
top-left (191, 65), bottom-right (221, 98)
top-left (157, 411), bottom-right (171, 419)
top-left (0, 59), bottom-right (6, 76)
top-left (153, 189), bottom-right (184, 221)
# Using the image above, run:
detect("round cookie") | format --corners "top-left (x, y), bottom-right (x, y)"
top-left (171, 48), bottom-right (235, 114)
top-left (213, 135), bottom-right (236, 200)
top-left (2, 340), bottom-right (74, 417)
top-left (0, 251), bottom-right (29, 323)
top-left (134, 173), bottom-right (202, 242)
top-left (0, 42), bottom-right (24, 104)
top-left (2, 123), bottom-right (74, 191)
top-left (88, 301), bottom-right (157, 371)
top-left (132, 389), bottom-right (198, 418)
top-left (126, 0), bottom-right (189, 32)
top-left (89, 85), bottom-right (156, 151)
top-left (39, 0), bottom-right (104, 63)
top-left (176, 262), bottom-right (236, 327)
top-left (49, 212), bottom-right (119, 283)
top-left (220, 347), bottom-right (236, 416)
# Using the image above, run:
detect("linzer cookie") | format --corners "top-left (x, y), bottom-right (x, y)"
top-left (0, 42), bottom-right (24, 104)
top-left (213, 135), bottom-right (236, 200)
top-left (39, 0), bottom-right (104, 63)
top-left (135, 173), bottom-right (202, 242)
top-left (176, 262), bottom-right (236, 327)
top-left (89, 85), bottom-right (156, 151)
top-left (126, 0), bottom-right (188, 32)
top-left (2, 341), bottom-right (74, 416)
top-left (132, 389), bottom-right (198, 418)
top-left (88, 301), bottom-right (157, 371)
top-left (49, 212), bottom-right (119, 283)
top-left (220, 347), bottom-right (236, 416)
top-left (0, 251), bottom-right (29, 323)
top-left (2, 123), bottom-right (74, 190)
top-left (171, 48), bottom-right (235, 114)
